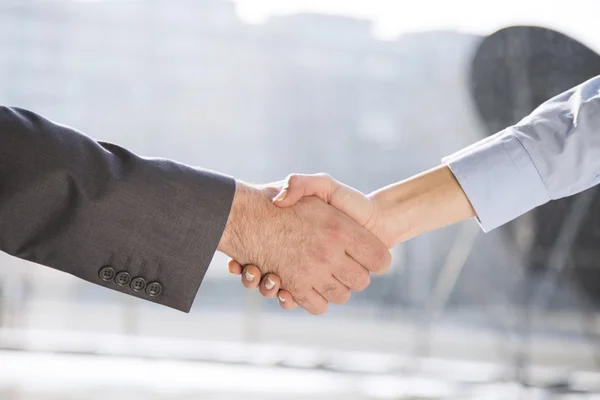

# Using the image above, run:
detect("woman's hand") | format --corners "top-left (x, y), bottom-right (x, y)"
top-left (272, 174), bottom-right (397, 247)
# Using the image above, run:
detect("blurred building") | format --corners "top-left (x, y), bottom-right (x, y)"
top-left (0, 0), bottom-right (519, 310)
top-left (0, 0), bottom-right (481, 174)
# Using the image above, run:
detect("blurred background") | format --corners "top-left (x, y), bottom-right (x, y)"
top-left (2, 0), bottom-right (600, 399)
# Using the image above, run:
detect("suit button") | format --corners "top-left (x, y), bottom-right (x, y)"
top-left (146, 281), bottom-right (163, 297)
top-left (99, 266), bottom-right (115, 282)
top-left (115, 271), bottom-right (131, 286)
top-left (130, 277), bottom-right (147, 292)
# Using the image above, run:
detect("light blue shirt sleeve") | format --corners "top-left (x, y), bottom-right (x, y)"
top-left (442, 75), bottom-right (600, 232)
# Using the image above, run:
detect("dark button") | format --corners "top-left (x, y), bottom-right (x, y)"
top-left (146, 281), bottom-right (163, 297)
top-left (130, 277), bottom-right (147, 292)
top-left (115, 271), bottom-right (131, 286)
top-left (99, 266), bottom-right (115, 282)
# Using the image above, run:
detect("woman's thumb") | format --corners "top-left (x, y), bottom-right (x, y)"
top-left (273, 173), bottom-right (335, 207)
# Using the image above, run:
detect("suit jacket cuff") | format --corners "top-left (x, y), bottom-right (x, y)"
top-left (86, 163), bottom-right (236, 313)
top-left (0, 107), bottom-right (236, 313)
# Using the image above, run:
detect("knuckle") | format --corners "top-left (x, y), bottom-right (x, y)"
top-left (354, 270), bottom-right (371, 292)
top-left (286, 174), bottom-right (300, 186)
top-left (311, 303), bottom-right (328, 316)
top-left (334, 287), bottom-right (351, 304)
top-left (351, 231), bottom-right (372, 253)
top-left (312, 243), bottom-right (332, 265)
top-left (281, 272), bottom-right (304, 292)
top-left (321, 283), bottom-right (337, 296)
top-left (294, 291), bottom-right (328, 315)
top-left (294, 295), bottom-right (310, 306)
top-left (323, 219), bottom-right (342, 241)
top-left (284, 279), bottom-right (299, 293)
top-left (336, 267), bottom-right (359, 289)
top-left (315, 172), bottom-right (333, 182)
top-left (342, 290), bottom-right (352, 303)
top-left (340, 262), bottom-right (372, 290)
top-left (355, 234), bottom-right (391, 274)
top-left (321, 283), bottom-right (349, 305)
top-left (373, 249), bottom-right (392, 274)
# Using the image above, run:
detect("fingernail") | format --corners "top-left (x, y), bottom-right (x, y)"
top-left (273, 189), bottom-right (287, 202)
top-left (245, 271), bottom-right (255, 282)
top-left (265, 278), bottom-right (275, 290)
top-left (278, 295), bottom-right (286, 303)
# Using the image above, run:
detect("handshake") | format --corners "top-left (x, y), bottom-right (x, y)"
top-left (217, 168), bottom-right (475, 315)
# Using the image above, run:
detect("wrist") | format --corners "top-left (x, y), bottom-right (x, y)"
top-left (370, 165), bottom-right (475, 245)
top-left (368, 185), bottom-right (412, 246)
top-left (218, 181), bottom-right (254, 259)
top-left (217, 180), bottom-right (277, 263)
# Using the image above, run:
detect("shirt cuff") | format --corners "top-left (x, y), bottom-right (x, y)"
top-left (442, 128), bottom-right (550, 232)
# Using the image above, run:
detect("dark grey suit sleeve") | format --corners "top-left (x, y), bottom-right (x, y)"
top-left (0, 107), bottom-right (235, 312)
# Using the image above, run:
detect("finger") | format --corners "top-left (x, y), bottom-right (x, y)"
top-left (293, 289), bottom-right (328, 315)
top-left (343, 220), bottom-right (392, 274)
top-left (314, 277), bottom-right (351, 305)
top-left (333, 256), bottom-right (371, 292)
top-left (241, 265), bottom-right (262, 289)
top-left (277, 290), bottom-right (299, 309)
top-left (273, 173), bottom-right (335, 208)
top-left (227, 259), bottom-right (243, 275)
top-left (259, 274), bottom-right (280, 298)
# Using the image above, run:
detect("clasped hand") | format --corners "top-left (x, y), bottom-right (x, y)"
top-left (223, 174), bottom-right (397, 314)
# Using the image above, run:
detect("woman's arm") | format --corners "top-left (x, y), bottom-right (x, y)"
top-left (368, 164), bottom-right (475, 245)
top-left (443, 74), bottom-right (600, 232)
top-left (269, 166), bottom-right (475, 248)
top-left (270, 74), bottom-right (600, 244)
top-left (230, 74), bottom-right (600, 309)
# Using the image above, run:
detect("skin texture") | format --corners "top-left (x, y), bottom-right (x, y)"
top-left (228, 166), bottom-right (476, 312)
top-left (217, 181), bottom-right (391, 314)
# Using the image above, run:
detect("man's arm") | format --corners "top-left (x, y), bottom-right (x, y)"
top-left (0, 107), bottom-right (235, 312)
top-left (0, 107), bottom-right (390, 314)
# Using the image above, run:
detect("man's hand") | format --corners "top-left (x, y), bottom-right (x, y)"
top-left (217, 180), bottom-right (391, 315)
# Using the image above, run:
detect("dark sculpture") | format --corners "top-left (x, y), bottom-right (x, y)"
top-left (470, 26), bottom-right (600, 302)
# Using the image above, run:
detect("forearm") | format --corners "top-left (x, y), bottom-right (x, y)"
top-left (217, 181), bottom-right (271, 263)
top-left (370, 165), bottom-right (475, 245)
